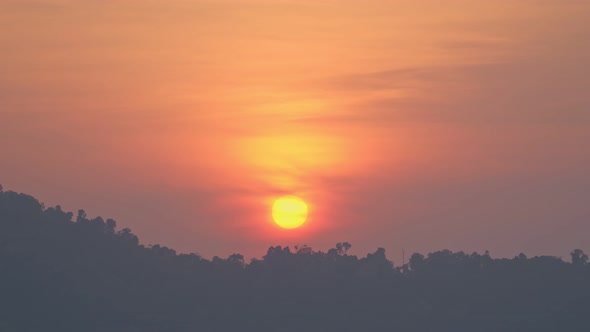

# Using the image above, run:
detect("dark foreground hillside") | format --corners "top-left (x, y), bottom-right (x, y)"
top-left (1, 185), bottom-right (589, 332)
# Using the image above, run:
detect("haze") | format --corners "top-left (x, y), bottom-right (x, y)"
top-left (1, 0), bottom-right (589, 260)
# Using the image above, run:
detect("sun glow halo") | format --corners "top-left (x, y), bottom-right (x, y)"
top-left (272, 196), bottom-right (308, 229)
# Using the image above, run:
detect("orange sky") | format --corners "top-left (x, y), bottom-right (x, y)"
top-left (1, 0), bottom-right (589, 260)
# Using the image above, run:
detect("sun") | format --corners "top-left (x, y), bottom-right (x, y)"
top-left (272, 196), bottom-right (309, 229)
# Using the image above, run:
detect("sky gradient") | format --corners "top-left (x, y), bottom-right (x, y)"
top-left (1, 0), bottom-right (589, 261)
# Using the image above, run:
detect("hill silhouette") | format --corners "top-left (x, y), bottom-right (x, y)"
top-left (1, 185), bottom-right (589, 331)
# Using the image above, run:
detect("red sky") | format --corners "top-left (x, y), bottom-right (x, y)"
top-left (1, 0), bottom-right (589, 261)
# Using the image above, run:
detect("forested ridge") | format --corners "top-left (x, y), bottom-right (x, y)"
top-left (1, 185), bottom-right (589, 331)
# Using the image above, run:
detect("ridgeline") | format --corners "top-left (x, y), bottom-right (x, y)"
top-left (1, 185), bottom-right (589, 331)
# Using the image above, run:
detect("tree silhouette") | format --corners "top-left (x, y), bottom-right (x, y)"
top-left (342, 241), bottom-right (351, 254)
top-left (571, 249), bottom-right (588, 266)
top-left (0, 185), bottom-right (589, 332)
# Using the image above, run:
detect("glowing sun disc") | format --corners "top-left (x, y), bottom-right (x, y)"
top-left (272, 196), bottom-right (308, 229)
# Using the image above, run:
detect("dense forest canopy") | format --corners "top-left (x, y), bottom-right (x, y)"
top-left (1, 185), bottom-right (589, 331)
